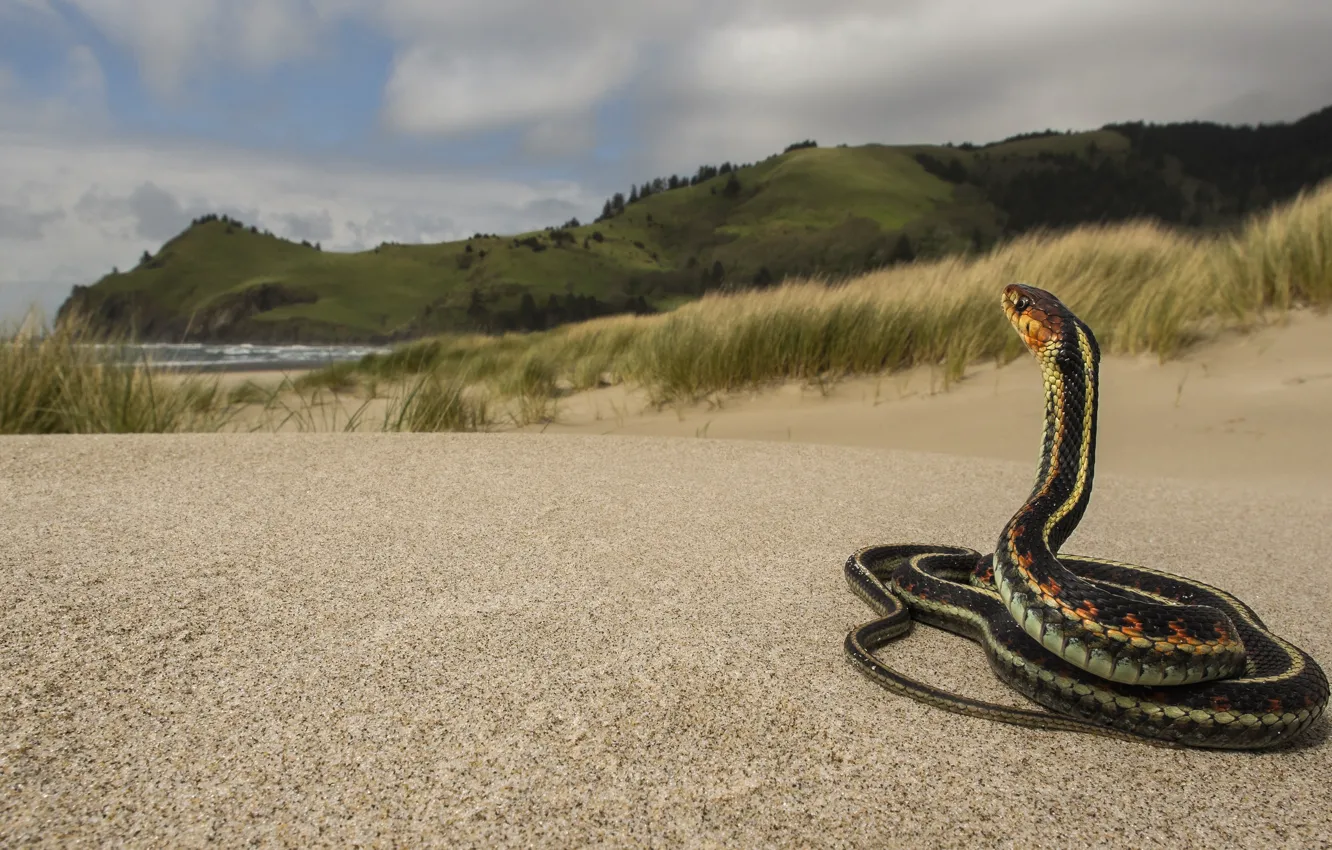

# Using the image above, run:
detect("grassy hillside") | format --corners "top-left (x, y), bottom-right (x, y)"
top-left (62, 143), bottom-right (979, 342)
top-left (342, 175), bottom-right (1332, 409)
top-left (8, 176), bottom-right (1330, 434)
top-left (58, 105), bottom-right (1332, 343)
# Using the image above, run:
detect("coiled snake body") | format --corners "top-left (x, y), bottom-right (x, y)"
top-left (843, 284), bottom-right (1328, 748)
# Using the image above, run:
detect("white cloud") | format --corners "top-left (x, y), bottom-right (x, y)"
top-left (0, 0), bottom-right (62, 22)
top-left (0, 203), bottom-right (64, 241)
top-left (521, 114), bottom-right (598, 159)
top-left (3, 0), bottom-right (1332, 322)
top-left (638, 0), bottom-right (1332, 168)
top-left (63, 0), bottom-right (322, 96)
top-left (380, 34), bottom-right (640, 137)
top-left (35, 0), bottom-right (1332, 154)
top-left (65, 43), bottom-right (107, 101)
top-left (0, 131), bottom-right (599, 322)
top-left (0, 43), bottom-right (109, 131)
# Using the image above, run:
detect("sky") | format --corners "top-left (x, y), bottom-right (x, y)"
top-left (1, 0), bottom-right (1331, 323)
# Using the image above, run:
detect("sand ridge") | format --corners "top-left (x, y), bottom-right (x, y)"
top-left (526, 308), bottom-right (1332, 488)
top-left (2, 432), bottom-right (1330, 847)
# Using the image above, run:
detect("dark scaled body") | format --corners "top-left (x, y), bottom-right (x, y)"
top-left (846, 545), bottom-right (1326, 749)
top-left (841, 283), bottom-right (1330, 748)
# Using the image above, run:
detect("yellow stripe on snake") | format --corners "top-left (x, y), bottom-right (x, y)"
top-left (843, 284), bottom-right (1328, 748)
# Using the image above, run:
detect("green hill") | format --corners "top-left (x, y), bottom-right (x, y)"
top-left (58, 105), bottom-right (1332, 343)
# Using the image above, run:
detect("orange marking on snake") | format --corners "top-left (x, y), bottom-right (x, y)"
top-left (1120, 613), bottom-right (1146, 639)
top-left (1037, 577), bottom-right (1062, 600)
top-left (1073, 600), bottom-right (1100, 621)
top-left (1167, 619), bottom-right (1202, 646)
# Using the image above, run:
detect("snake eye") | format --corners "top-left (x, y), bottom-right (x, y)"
top-left (1014, 295), bottom-right (1031, 313)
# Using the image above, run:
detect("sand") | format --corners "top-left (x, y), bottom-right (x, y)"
top-left (4, 314), bottom-right (1332, 847)
top-left (525, 308), bottom-right (1332, 487)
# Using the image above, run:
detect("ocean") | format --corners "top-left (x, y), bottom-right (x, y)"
top-left (109, 342), bottom-right (393, 372)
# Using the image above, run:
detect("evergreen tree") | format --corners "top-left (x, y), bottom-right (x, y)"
top-left (710, 260), bottom-right (724, 284)
top-left (466, 288), bottom-right (489, 327)
top-left (518, 292), bottom-right (540, 330)
top-left (890, 235), bottom-right (916, 264)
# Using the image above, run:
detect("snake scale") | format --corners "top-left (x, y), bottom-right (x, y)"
top-left (843, 284), bottom-right (1328, 748)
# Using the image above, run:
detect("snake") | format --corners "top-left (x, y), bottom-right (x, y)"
top-left (843, 283), bottom-right (1329, 748)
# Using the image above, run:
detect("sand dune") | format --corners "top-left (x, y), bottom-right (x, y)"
top-left (3, 312), bottom-right (1331, 846)
top-left (527, 308), bottom-right (1332, 488)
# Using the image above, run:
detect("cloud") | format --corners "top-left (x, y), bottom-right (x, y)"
top-left (0, 0), bottom-right (63, 27)
top-left (62, 0), bottom-right (322, 96)
top-left (3, 0), bottom-right (1332, 324)
top-left (0, 203), bottom-right (65, 241)
top-left (126, 182), bottom-right (189, 241)
top-left (33, 1), bottom-right (1332, 156)
top-left (73, 182), bottom-right (205, 242)
top-left (274, 210), bottom-right (335, 243)
top-left (0, 43), bottom-right (109, 131)
top-left (633, 0), bottom-right (1332, 168)
top-left (521, 115), bottom-right (598, 159)
top-left (0, 129), bottom-right (599, 322)
top-left (520, 197), bottom-right (582, 223)
top-left (381, 38), bottom-right (636, 137)
top-left (344, 209), bottom-right (455, 248)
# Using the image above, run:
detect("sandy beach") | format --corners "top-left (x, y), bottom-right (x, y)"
top-left (4, 313), bottom-right (1332, 846)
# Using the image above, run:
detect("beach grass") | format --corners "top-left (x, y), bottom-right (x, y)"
top-left (0, 315), bottom-right (232, 434)
top-left (346, 178), bottom-right (1332, 407)
top-left (383, 372), bottom-right (493, 433)
top-left (5, 179), bottom-right (1330, 434)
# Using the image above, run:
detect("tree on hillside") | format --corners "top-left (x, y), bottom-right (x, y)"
top-left (466, 288), bottom-right (489, 328)
top-left (970, 228), bottom-right (985, 253)
top-left (518, 292), bottom-right (541, 331)
top-left (890, 235), bottom-right (916, 264)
